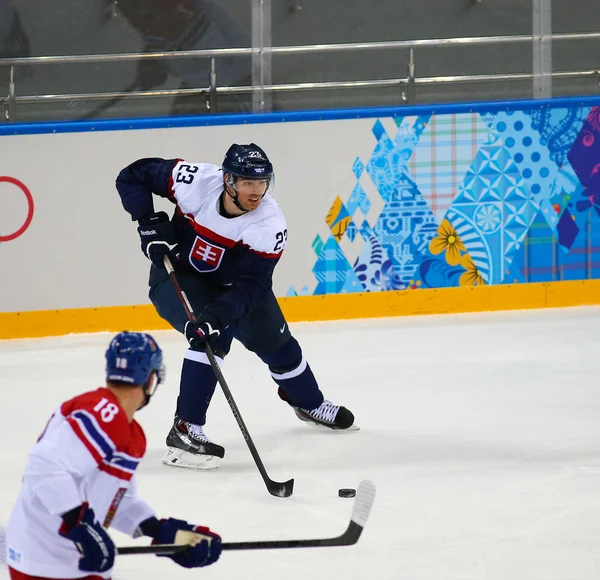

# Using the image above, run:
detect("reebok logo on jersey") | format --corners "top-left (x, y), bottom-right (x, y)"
top-left (190, 236), bottom-right (225, 272)
top-left (139, 229), bottom-right (157, 235)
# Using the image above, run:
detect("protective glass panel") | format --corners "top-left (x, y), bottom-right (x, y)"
top-left (0, 0), bottom-right (252, 122)
top-left (2, 1), bottom-right (600, 122)
top-left (551, 0), bottom-right (600, 98)
top-left (270, 0), bottom-right (534, 111)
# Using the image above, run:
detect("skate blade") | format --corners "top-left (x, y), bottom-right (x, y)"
top-left (324, 423), bottom-right (360, 432)
top-left (298, 417), bottom-right (361, 431)
top-left (162, 447), bottom-right (221, 470)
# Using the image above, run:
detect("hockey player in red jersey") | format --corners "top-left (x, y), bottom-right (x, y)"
top-left (116, 143), bottom-right (357, 471)
top-left (6, 331), bottom-right (221, 579)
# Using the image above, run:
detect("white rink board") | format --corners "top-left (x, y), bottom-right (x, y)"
top-left (0, 118), bottom-right (374, 312)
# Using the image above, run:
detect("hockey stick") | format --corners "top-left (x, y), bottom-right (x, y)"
top-left (163, 254), bottom-right (294, 498)
top-left (117, 479), bottom-right (375, 554)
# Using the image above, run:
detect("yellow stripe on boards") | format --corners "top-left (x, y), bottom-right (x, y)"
top-left (280, 279), bottom-right (600, 320)
top-left (0, 305), bottom-right (171, 340)
top-left (1, 279), bottom-right (600, 339)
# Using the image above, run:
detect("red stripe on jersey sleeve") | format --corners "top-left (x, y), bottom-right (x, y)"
top-left (250, 248), bottom-right (283, 259)
top-left (99, 462), bottom-right (134, 481)
top-left (66, 416), bottom-right (104, 466)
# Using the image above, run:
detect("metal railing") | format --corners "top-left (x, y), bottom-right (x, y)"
top-left (2, 31), bottom-right (600, 122)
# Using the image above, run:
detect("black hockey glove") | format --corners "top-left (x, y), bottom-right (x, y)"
top-left (137, 211), bottom-right (179, 268)
top-left (185, 316), bottom-right (221, 351)
top-left (59, 503), bottom-right (115, 573)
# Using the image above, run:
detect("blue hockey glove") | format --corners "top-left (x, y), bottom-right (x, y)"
top-left (137, 211), bottom-right (179, 267)
top-left (184, 316), bottom-right (221, 350)
top-left (59, 503), bottom-right (115, 573)
top-left (154, 518), bottom-right (221, 568)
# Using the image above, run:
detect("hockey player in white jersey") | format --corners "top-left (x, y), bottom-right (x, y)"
top-left (116, 143), bottom-right (356, 471)
top-left (6, 332), bottom-right (221, 579)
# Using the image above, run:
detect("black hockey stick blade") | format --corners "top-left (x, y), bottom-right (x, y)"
top-left (117, 480), bottom-right (375, 555)
top-left (222, 479), bottom-right (376, 550)
top-left (266, 477), bottom-right (294, 498)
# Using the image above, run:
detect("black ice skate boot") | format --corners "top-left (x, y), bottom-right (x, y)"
top-left (278, 388), bottom-right (358, 431)
top-left (162, 417), bottom-right (225, 470)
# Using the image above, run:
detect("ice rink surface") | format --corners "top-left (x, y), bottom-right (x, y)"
top-left (1, 306), bottom-right (600, 580)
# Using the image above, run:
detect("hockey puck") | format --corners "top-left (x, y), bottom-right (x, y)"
top-left (338, 488), bottom-right (356, 498)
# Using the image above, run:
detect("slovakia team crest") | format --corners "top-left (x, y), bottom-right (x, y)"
top-left (190, 235), bottom-right (225, 272)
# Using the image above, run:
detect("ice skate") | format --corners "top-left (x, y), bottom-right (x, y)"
top-left (278, 388), bottom-right (359, 431)
top-left (162, 417), bottom-right (225, 470)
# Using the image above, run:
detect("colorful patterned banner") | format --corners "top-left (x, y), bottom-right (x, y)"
top-left (288, 105), bottom-right (600, 296)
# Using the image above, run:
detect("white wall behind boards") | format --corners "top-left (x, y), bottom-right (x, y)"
top-left (0, 119), bottom-right (374, 312)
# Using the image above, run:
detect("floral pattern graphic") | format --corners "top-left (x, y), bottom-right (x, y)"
top-left (429, 219), bottom-right (466, 266)
top-left (459, 254), bottom-right (486, 286)
top-left (588, 107), bottom-right (600, 132)
top-left (575, 192), bottom-right (600, 217)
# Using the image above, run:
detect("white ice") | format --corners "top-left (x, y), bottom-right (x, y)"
top-left (1, 306), bottom-right (600, 580)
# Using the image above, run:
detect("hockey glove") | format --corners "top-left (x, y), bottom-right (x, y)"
top-left (137, 211), bottom-right (179, 268)
top-left (185, 316), bottom-right (221, 350)
top-left (154, 517), bottom-right (221, 568)
top-left (59, 503), bottom-right (115, 573)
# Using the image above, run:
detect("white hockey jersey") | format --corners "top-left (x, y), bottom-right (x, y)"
top-left (168, 161), bottom-right (288, 274)
top-left (6, 387), bottom-right (154, 578)
top-left (117, 158), bottom-right (289, 328)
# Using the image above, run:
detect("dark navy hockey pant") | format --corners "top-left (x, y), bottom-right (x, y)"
top-left (148, 265), bottom-right (324, 425)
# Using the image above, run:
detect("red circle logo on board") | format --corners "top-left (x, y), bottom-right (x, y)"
top-left (0, 176), bottom-right (34, 242)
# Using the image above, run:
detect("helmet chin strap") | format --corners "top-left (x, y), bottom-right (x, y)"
top-left (138, 374), bottom-right (158, 410)
top-left (225, 176), bottom-right (265, 213)
top-left (226, 185), bottom-right (252, 213)
top-left (137, 391), bottom-right (151, 410)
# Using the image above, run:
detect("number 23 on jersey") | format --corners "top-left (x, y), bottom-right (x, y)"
top-left (274, 229), bottom-right (287, 252)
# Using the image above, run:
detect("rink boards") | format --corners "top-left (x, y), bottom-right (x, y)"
top-left (2, 97), bottom-right (600, 338)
